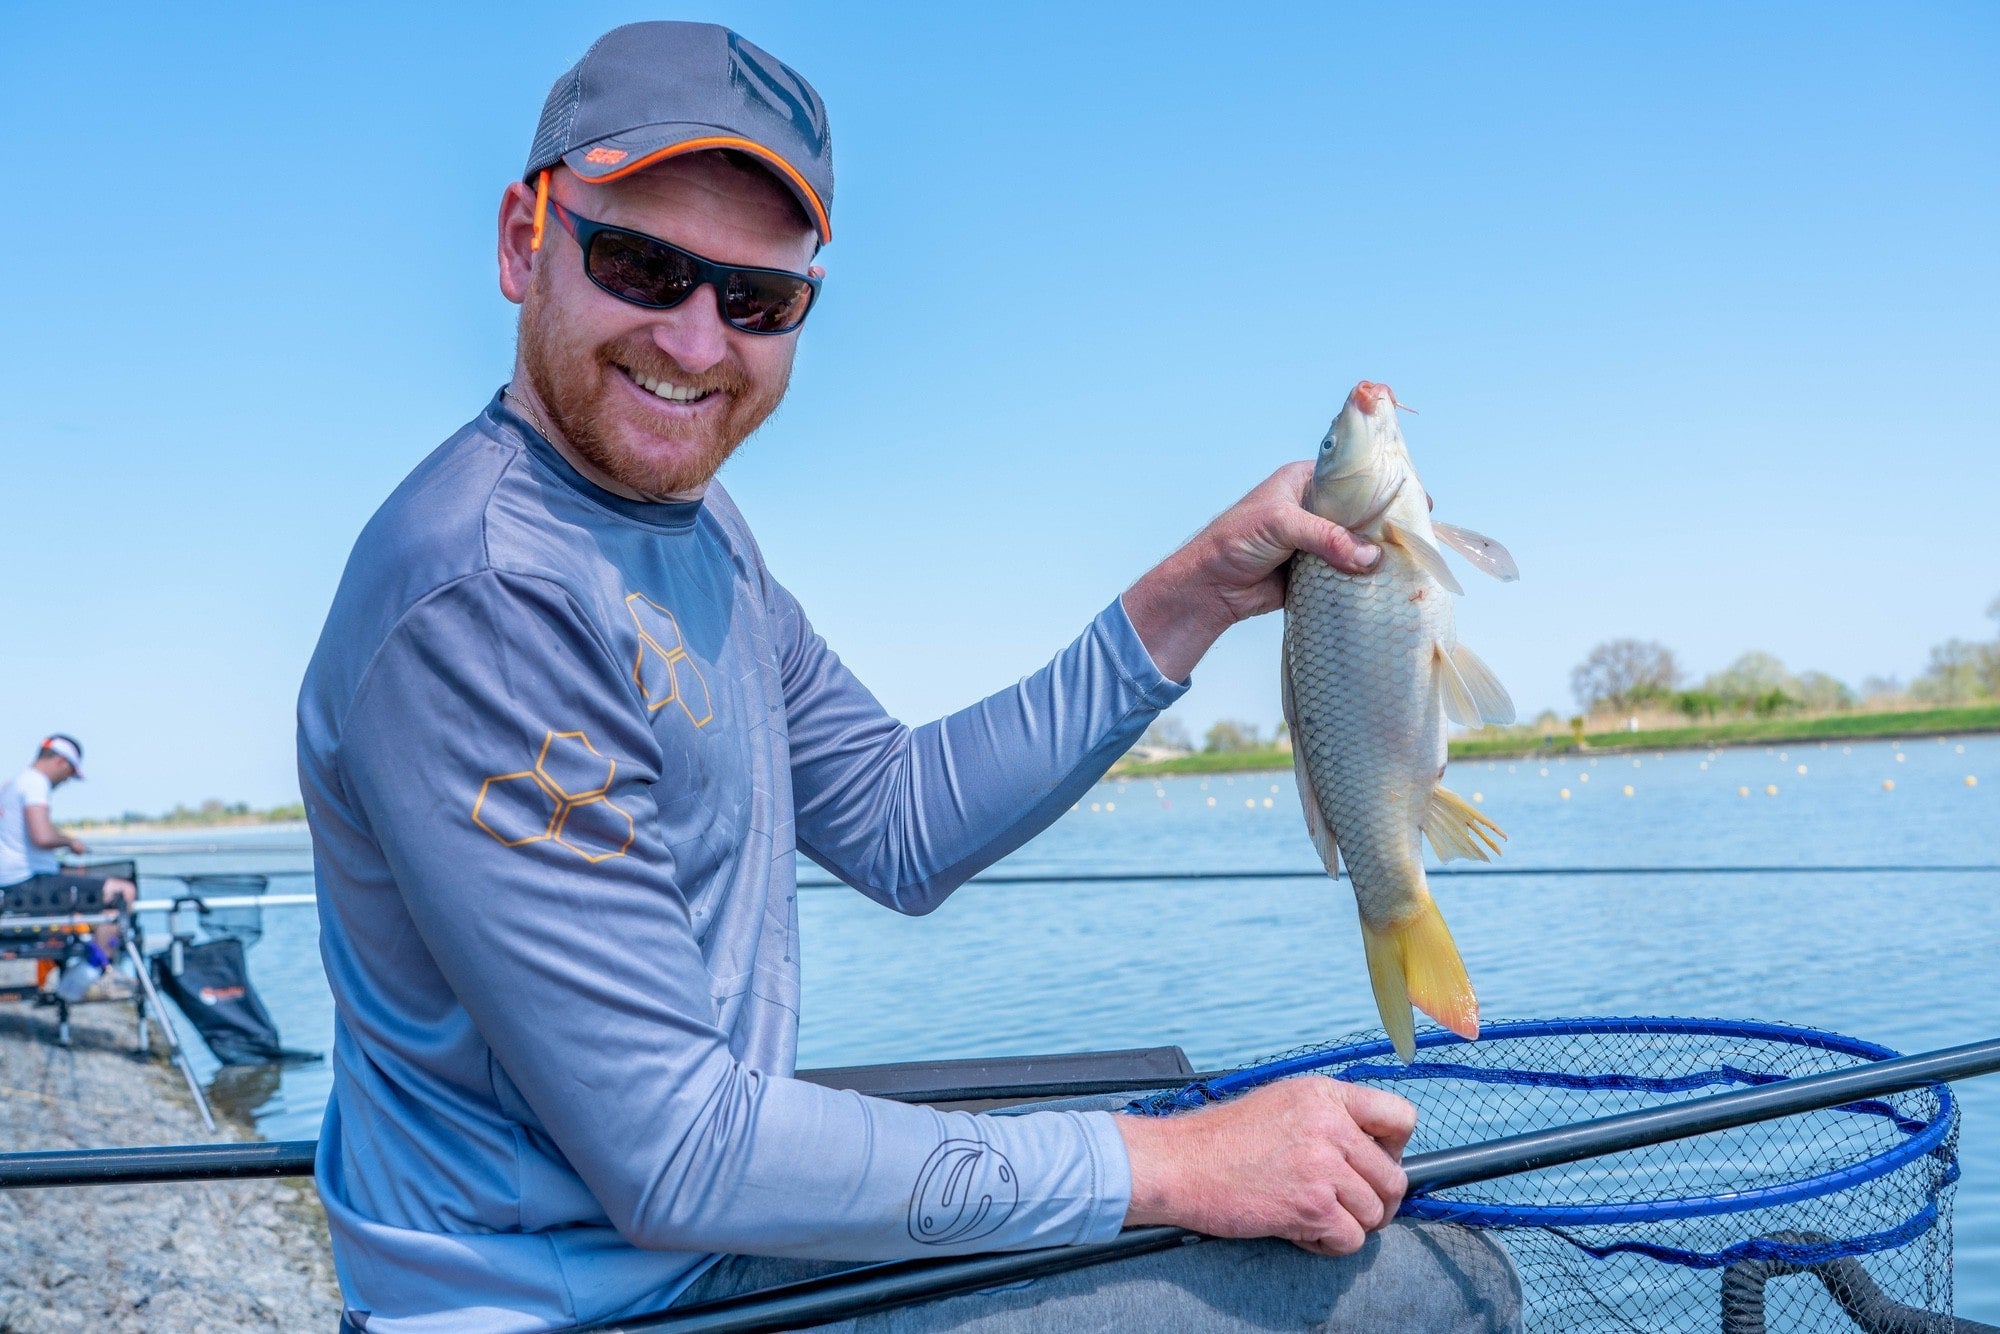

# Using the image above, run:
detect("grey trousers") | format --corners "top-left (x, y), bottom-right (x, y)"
top-left (673, 1223), bottom-right (1522, 1332)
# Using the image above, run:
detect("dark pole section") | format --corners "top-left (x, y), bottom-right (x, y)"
top-left (618, 1037), bottom-right (2000, 1334)
top-left (0, 1140), bottom-right (317, 1188)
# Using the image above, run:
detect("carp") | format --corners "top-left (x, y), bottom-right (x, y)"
top-left (1282, 380), bottom-right (1519, 1061)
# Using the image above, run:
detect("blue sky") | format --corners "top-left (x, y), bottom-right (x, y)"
top-left (2, 3), bottom-right (1995, 817)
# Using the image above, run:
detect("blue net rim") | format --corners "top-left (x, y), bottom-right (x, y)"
top-left (1185, 1016), bottom-right (1958, 1229)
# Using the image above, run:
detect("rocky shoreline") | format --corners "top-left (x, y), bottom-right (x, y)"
top-left (0, 1003), bottom-right (339, 1330)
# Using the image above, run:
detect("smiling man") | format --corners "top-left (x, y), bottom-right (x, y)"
top-left (297, 21), bottom-right (1517, 1333)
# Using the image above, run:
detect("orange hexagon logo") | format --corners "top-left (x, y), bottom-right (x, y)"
top-left (536, 730), bottom-right (615, 800)
top-left (472, 771), bottom-right (561, 847)
top-left (626, 593), bottom-right (712, 728)
top-left (473, 730), bottom-right (633, 863)
top-left (556, 794), bottom-right (637, 863)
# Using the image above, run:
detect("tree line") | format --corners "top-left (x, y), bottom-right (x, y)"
top-left (1571, 594), bottom-right (2000, 719)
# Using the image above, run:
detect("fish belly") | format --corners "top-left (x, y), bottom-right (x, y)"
top-left (1284, 550), bottom-right (1452, 928)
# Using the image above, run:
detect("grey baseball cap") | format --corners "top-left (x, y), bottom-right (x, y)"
top-left (525, 22), bottom-right (834, 243)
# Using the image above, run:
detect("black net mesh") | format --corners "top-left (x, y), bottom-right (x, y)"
top-left (1131, 1019), bottom-right (1962, 1333)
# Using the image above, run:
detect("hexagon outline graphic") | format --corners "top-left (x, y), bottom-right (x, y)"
top-left (625, 592), bottom-right (685, 655)
top-left (534, 729), bottom-right (616, 800)
top-left (472, 770), bottom-right (560, 847)
top-left (669, 657), bottom-right (713, 728)
top-left (634, 640), bottom-right (681, 714)
top-left (626, 591), bottom-right (712, 729)
top-left (554, 793), bottom-right (637, 863)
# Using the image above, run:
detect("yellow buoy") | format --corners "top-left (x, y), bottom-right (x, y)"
top-left (1559, 788), bottom-right (1572, 800)
top-left (1955, 744), bottom-right (1965, 754)
top-left (1623, 785), bottom-right (1635, 797)
top-left (1968, 776), bottom-right (1980, 788)
top-left (1473, 792), bottom-right (1485, 803)
top-left (1262, 797), bottom-right (1274, 808)
top-left (1699, 761), bottom-right (1709, 771)
top-left (1738, 786), bottom-right (1750, 797)
top-left (1245, 798), bottom-right (1256, 809)
top-left (1539, 768), bottom-right (1549, 777)
top-left (1766, 785), bottom-right (1778, 796)
top-left (1105, 801), bottom-right (1116, 812)
top-left (1579, 773), bottom-right (1590, 783)
top-left (1896, 753), bottom-right (1906, 763)
top-left (1206, 796), bottom-right (1216, 807)
top-left (1882, 780), bottom-right (1895, 792)
top-left (1090, 802), bottom-right (1102, 812)
top-left (1269, 784), bottom-right (1279, 794)
top-left (1796, 765), bottom-right (1808, 776)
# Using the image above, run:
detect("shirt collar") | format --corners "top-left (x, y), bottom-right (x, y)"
top-left (488, 390), bottom-right (707, 534)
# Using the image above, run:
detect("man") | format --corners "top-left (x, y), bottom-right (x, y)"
top-left (0, 735), bottom-right (137, 996)
top-left (298, 21), bottom-right (1518, 1332)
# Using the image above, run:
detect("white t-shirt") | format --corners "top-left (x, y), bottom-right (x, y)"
top-left (0, 767), bottom-right (58, 887)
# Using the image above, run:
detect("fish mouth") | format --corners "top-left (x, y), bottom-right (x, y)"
top-left (1349, 381), bottom-right (1399, 416)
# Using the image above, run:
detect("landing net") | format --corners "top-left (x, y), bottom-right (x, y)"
top-left (1129, 1018), bottom-right (1963, 1333)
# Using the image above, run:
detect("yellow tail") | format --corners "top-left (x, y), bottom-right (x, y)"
top-left (1360, 896), bottom-right (1479, 1062)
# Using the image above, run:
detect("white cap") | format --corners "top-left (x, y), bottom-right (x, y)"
top-left (41, 735), bottom-right (84, 780)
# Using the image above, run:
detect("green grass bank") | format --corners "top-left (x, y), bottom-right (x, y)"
top-left (1113, 704), bottom-right (2000, 776)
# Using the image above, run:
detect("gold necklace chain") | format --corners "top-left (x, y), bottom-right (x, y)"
top-left (503, 385), bottom-right (559, 444)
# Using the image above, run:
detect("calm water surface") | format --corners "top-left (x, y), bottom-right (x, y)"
top-left (101, 733), bottom-right (2000, 1317)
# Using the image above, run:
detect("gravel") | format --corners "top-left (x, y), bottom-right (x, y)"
top-left (0, 1003), bottom-right (340, 1331)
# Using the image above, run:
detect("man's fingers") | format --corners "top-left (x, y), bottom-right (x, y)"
top-left (1277, 509), bottom-right (1379, 574)
top-left (1342, 1085), bottom-right (1419, 1157)
top-left (1329, 1163), bottom-right (1391, 1232)
top-left (1296, 1217), bottom-right (1368, 1258)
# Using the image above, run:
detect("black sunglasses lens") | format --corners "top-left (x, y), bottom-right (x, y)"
top-left (585, 230), bottom-right (698, 308)
top-left (723, 271), bottom-right (815, 333)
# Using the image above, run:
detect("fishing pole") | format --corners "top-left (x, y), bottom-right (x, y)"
top-left (122, 864), bottom-right (2000, 914)
top-left (604, 1035), bottom-right (2000, 1334)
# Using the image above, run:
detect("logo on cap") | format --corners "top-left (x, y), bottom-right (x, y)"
top-left (727, 32), bottom-right (827, 156)
top-left (584, 147), bottom-right (629, 165)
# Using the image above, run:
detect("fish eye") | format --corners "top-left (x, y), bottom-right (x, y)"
top-left (1319, 437), bottom-right (1334, 452)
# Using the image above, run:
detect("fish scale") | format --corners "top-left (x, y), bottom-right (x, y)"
top-left (1281, 380), bottom-right (1519, 1061)
top-left (1285, 550), bottom-right (1448, 921)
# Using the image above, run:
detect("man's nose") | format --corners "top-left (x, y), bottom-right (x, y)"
top-left (652, 286), bottom-right (730, 374)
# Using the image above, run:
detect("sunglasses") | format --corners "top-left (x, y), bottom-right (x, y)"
top-left (541, 196), bottom-right (821, 335)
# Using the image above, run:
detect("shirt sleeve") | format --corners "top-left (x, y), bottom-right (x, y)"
top-left (337, 570), bottom-right (1134, 1259)
top-left (777, 588), bottom-right (1189, 913)
top-left (17, 770), bottom-right (50, 808)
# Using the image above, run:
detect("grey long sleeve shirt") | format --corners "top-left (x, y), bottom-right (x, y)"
top-left (295, 395), bottom-right (1188, 1331)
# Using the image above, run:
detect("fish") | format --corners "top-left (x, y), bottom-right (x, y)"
top-left (1281, 380), bottom-right (1520, 1062)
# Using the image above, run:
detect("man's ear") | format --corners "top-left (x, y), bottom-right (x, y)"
top-left (498, 179), bottom-right (541, 305)
top-left (808, 264), bottom-right (825, 280)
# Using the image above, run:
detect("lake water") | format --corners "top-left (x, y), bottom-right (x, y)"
top-left (99, 732), bottom-right (2000, 1318)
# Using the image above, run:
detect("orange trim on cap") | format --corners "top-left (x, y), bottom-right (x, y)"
top-left (578, 136), bottom-right (831, 242)
top-left (530, 170), bottom-right (551, 252)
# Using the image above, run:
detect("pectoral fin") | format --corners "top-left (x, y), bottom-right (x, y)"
top-left (1282, 640), bottom-right (1340, 876)
top-left (1423, 784), bottom-right (1507, 863)
top-left (1432, 521), bottom-right (1520, 582)
top-left (1383, 522), bottom-right (1465, 595)
top-left (1449, 643), bottom-right (1517, 726)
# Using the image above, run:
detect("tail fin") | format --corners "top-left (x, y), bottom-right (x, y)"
top-left (1360, 896), bottom-right (1480, 1062)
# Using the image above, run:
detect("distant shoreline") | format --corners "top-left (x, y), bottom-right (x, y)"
top-left (1112, 704), bottom-right (2000, 776)
top-left (68, 813), bottom-right (306, 836)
